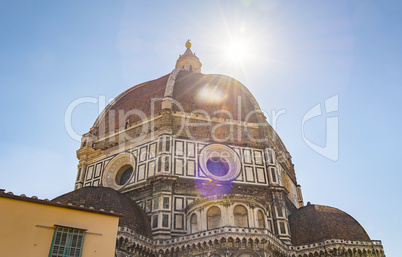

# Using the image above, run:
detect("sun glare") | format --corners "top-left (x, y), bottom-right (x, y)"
top-left (226, 42), bottom-right (248, 63)
top-left (197, 85), bottom-right (225, 104)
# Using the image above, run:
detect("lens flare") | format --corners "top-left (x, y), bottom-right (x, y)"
top-left (195, 179), bottom-right (234, 200)
top-left (196, 85), bottom-right (226, 104)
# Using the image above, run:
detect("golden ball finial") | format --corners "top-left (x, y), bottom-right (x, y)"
top-left (185, 39), bottom-right (191, 49)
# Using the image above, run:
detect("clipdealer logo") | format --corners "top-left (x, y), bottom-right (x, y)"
top-left (64, 94), bottom-right (339, 161)
top-left (301, 94), bottom-right (339, 161)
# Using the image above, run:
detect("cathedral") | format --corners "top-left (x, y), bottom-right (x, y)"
top-left (53, 41), bottom-right (385, 257)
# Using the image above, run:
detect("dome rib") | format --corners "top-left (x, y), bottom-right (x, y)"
top-left (163, 67), bottom-right (183, 98)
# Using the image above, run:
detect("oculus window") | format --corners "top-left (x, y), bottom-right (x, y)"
top-left (115, 165), bottom-right (133, 185)
top-left (206, 157), bottom-right (229, 176)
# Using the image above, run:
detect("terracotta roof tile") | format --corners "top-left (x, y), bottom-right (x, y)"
top-left (173, 71), bottom-right (258, 122)
top-left (289, 203), bottom-right (370, 245)
top-left (53, 187), bottom-right (152, 238)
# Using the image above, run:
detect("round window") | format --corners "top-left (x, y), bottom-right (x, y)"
top-left (102, 153), bottom-right (136, 189)
top-left (198, 144), bottom-right (241, 182)
top-left (206, 157), bottom-right (229, 176)
top-left (115, 165), bottom-right (133, 185)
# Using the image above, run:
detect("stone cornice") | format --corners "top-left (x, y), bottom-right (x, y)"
top-left (118, 224), bottom-right (384, 256)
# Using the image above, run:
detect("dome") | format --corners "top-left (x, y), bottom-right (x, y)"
top-left (93, 70), bottom-right (261, 136)
top-left (52, 186), bottom-right (152, 238)
top-left (288, 203), bottom-right (370, 245)
top-left (172, 71), bottom-right (258, 122)
top-left (87, 43), bottom-right (297, 184)
top-left (94, 74), bottom-right (170, 136)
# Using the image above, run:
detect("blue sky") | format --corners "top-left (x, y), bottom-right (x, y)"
top-left (0, 0), bottom-right (400, 255)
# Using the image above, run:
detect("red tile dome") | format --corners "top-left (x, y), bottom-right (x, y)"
top-left (53, 186), bottom-right (152, 239)
top-left (92, 70), bottom-right (262, 136)
top-left (89, 68), bottom-right (295, 181)
top-left (289, 203), bottom-right (370, 246)
top-left (94, 74), bottom-right (170, 136)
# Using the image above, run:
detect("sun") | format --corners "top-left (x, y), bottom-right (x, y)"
top-left (225, 41), bottom-right (248, 63)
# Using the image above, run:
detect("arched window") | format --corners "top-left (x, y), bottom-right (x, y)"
top-left (207, 206), bottom-right (221, 230)
top-left (190, 213), bottom-right (198, 233)
top-left (257, 210), bottom-right (265, 228)
top-left (234, 205), bottom-right (248, 227)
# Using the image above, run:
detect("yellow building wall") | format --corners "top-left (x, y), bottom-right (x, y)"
top-left (0, 197), bottom-right (119, 257)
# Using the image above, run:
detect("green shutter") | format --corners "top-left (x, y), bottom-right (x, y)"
top-left (49, 226), bottom-right (85, 257)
